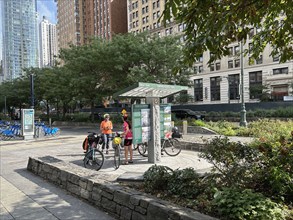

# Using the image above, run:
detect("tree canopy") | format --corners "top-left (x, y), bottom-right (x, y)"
top-left (0, 33), bottom-right (192, 119)
top-left (163, 0), bottom-right (293, 64)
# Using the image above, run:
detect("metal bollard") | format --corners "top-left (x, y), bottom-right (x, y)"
top-left (183, 120), bottom-right (187, 135)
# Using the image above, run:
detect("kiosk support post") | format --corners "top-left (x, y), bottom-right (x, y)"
top-left (146, 96), bottom-right (161, 163)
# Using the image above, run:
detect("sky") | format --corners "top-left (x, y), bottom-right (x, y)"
top-left (37, 0), bottom-right (57, 24)
top-left (0, 0), bottom-right (57, 60)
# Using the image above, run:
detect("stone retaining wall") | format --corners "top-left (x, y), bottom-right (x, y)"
top-left (27, 156), bottom-right (217, 220)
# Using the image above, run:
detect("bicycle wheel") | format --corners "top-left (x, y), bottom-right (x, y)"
top-left (113, 145), bottom-right (121, 169)
top-left (163, 139), bottom-right (181, 156)
top-left (132, 144), bottom-right (138, 150)
top-left (84, 149), bottom-right (104, 171)
top-left (138, 143), bottom-right (148, 157)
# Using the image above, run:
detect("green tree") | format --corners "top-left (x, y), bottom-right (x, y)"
top-left (163, 0), bottom-right (293, 64)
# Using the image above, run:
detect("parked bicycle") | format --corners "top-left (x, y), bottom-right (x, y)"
top-left (137, 127), bottom-right (182, 157)
top-left (36, 122), bottom-right (60, 137)
top-left (112, 132), bottom-right (123, 169)
top-left (0, 123), bottom-right (21, 141)
top-left (83, 132), bottom-right (104, 171)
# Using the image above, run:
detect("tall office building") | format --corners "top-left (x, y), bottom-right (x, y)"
top-left (56, 0), bottom-right (127, 50)
top-left (1, 0), bottom-right (39, 82)
top-left (39, 16), bottom-right (58, 67)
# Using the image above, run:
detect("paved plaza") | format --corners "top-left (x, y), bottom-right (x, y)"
top-left (0, 126), bottom-right (254, 220)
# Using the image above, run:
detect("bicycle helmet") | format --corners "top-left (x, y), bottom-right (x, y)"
top-left (113, 137), bottom-right (122, 145)
top-left (104, 113), bottom-right (110, 119)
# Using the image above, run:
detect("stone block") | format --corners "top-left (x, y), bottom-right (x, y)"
top-left (113, 190), bottom-right (132, 207)
top-left (135, 206), bottom-right (147, 215)
top-left (80, 188), bottom-right (90, 200)
top-left (60, 170), bottom-right (68, 181)
top-left (147, 202), bottom-right (169, 220)
top-left (120, 206), bottom-right (132, 220)
top-left (101, 197), bottom-right (116, 213)
top-left (79, 179), bottom-right (87, 189)
top-left (68, 173), bottom-right (80, 184)
top-left (101, 190), bottom-right (114, 200)
top-left (92, 191), bottom-right (102, 202)
top-left (67, 182), bottom-right (80, 196)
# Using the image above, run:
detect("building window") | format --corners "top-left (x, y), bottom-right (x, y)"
top-left (234, 59), bottom-right (240, 68)
top-left (272, 85), bottom-right (289, 101)
top-left (234, 45), bottom-right (240, 56)
top-left (228, 74), bottom-right (240, 100)
top-left (216, 62), bottom-right (221, 71)
top-left (228, 47), bottom-right (233, 57)
top-left (142, 7), bottom-right (145, 14)
top-left (249, 71), bottom-right (262, 99)
top-left (273, 54), bottom-right (280, 62)
top-left (153, 2), bottom-right (156, 9)
top-left (178, 24), bottom-right (183, 32)
top-left (199, 65), bottom-right (203, 73)
top-left (194, 79), bottom-right (203, 101)
top-left (210, 77), bottom-right (221, 101)
top-left (210, 64), bottom-right (215, 71)
top-left (256, 55), bottom-right (263, 64)
top-left (228, 60), bottom-right (233, 68)
top-left (273, 67), bottom-right (288, 75)
top-left (249, 43), bottom-right (253, 54)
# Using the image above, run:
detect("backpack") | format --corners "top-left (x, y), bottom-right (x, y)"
top-left (82, 137), bottom-right (89, 152)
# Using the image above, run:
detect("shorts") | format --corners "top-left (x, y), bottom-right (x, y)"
top-left (124, 139), bottom-right (132, 146)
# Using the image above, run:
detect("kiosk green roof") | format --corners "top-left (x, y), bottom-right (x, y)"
top-left (113, 82), bottom-right (188, 98)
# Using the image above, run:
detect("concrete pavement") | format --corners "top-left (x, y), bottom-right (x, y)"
top-left (0, 126), bottom-right (254, 220)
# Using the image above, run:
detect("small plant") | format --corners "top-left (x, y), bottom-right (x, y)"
top-left (167, 168), bottom-right (203, 199)
top-left (213, 188), bottom-right (286, 220)
top-left (143, 165), bottom-right (173, 193)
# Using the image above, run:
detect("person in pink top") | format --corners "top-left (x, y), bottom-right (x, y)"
top-left (122, 115), bottom-right (133, 165)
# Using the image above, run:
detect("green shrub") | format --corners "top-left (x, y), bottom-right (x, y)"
top-left (192, 119), bottom-right (206, 127)
top-left (213, 188), bottom-right (286, 220)
top-left (167, 168), bottom-right (202, 199)
top-left (143, 165), bottom-right (173, 193)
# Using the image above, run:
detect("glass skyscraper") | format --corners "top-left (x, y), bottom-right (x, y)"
top-left (1, 0), bottom-right (39, 82)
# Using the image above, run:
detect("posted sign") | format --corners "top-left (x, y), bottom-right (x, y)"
top-left (21, 109), bottom-right (34, 137)
top-left (132, 104), bottom-right (171, 145)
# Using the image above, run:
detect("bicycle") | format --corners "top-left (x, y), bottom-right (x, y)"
top-left (112, 132), bottom-right (123, 169)
top-left (83, 132), bottom-right (104, 171)
top-left (38, 122), bottom-right (60, 137)
top-left (138, 127), bottom-right (182, 157)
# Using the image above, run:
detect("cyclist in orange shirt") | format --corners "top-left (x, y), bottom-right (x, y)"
top-left (100, 114), bottom-right (113, 154)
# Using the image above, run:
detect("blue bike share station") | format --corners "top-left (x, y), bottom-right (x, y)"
top-left (113, 82), bottom-right (188, 164)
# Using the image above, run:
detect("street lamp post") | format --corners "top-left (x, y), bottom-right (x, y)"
top-left (239, 40), bottom-right (247, 127)
top-left (4, 96), bottom-right (7, 115)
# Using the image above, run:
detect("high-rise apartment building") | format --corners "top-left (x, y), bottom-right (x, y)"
top-left (128, 0), bottom-right (180, 38)
top-left (56, 0), bottom-right (128, 50)
top-left (39, 16), bottom-right (58, 67)
top-left (1, 0), bottom-right (39, 82)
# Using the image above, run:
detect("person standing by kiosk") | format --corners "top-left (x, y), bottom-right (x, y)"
top-left (100, 114), bottom-right (113, 154)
